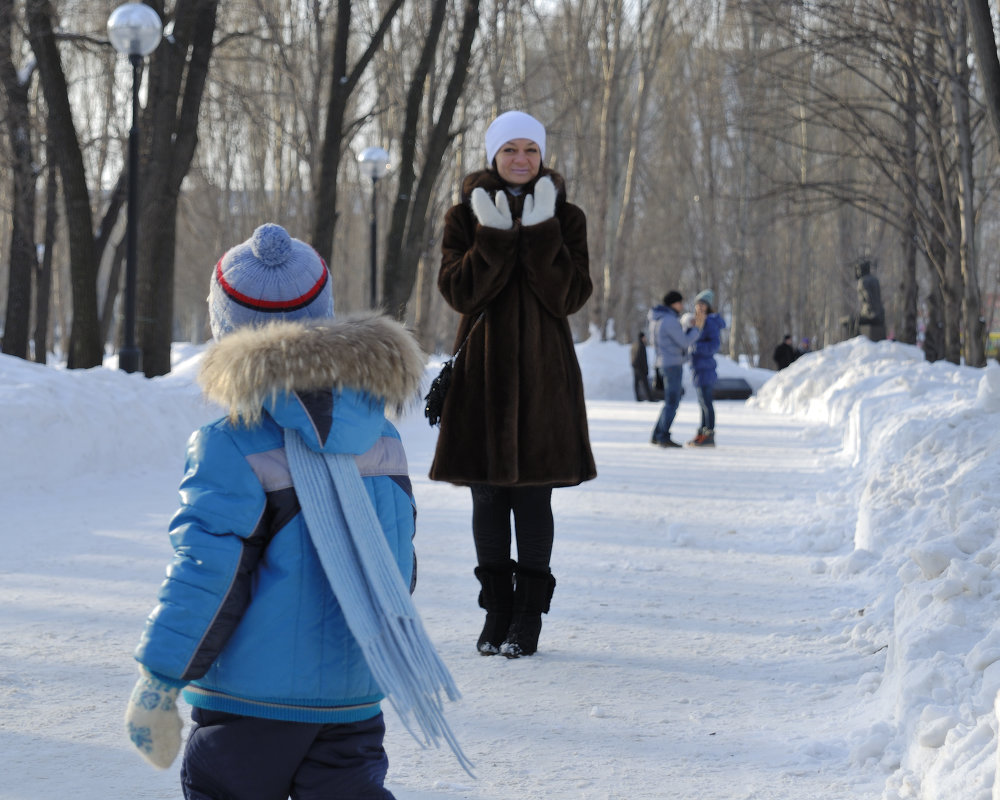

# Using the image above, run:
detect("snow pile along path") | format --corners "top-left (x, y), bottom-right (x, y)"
top-left (753, 339), bottom-right (1000, 800)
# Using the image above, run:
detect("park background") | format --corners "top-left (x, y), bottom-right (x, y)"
top-left (2, 0), bottom-right (1000, 376)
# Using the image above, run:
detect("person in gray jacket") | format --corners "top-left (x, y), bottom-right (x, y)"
top-left (648, 291), bottom-right (704, 447)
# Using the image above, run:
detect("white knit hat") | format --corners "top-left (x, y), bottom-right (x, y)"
top-left (484, 111), bottom-right (546, 166)
top-left (209, 223), bottom-right (334, 340)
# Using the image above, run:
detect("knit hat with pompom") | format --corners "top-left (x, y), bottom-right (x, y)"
top-left (209, 223), bottom-right (334, 340)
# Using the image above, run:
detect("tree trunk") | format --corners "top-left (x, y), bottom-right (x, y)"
top-left (380, 0), bottom-right (448, 316)
top-left (918, 9), bottom-right (963, 365)
top-left (128, 0), bottom-right (220, 377)
top-left (26, 0), bottom-right (103, 368)
top-left (98, 176), bottom-right (127, 346)
top-left (924, 264), bottom-right (945, 363)
top-left (0, 0), bottom-right (36, 359)
top-left (610, 0), bottom-right (672, 341)
top-left (381, 0), bottom-right (481, 320)
top-left (963, 0), bottom-right (1000, 156)
top-left (898, 60), bottom-right (919, 345)
top-left (592, 0), bottom-right (625, 340)
top-left (35, 135), bottom-right (58, 363)
top-left (312, 0), bottom-right (405, 267)
top-left (939, 4), bottom-right (985, 366)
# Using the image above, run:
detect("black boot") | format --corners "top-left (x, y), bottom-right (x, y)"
top-left (474, 561), bottom-right (515, 655)
top-left (500, 566), bottom-right (556, 658)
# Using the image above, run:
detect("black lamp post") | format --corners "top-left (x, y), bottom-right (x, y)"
top-left (107, 2), bottom-right (162, 373)
top-left (357, 146), bottom-right (390, 309)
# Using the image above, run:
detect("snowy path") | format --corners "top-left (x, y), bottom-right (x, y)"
top-left (384, 400), bottom-right (883, 800)
top-left (1, 396), bottom-right (884, 799)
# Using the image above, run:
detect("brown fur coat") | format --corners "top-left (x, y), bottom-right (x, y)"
top-left (428, 168), bottom-right (597, 487)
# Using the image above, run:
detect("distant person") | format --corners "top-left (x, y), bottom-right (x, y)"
top-left (630, 331), bottom-right (652, 401)
top-left (856, 259), bottom-right (886, 341)
top-left (124, 223), bottom-right (466, 795)
top-left (648, 290), bottom-right (704, 448)
top-left (429, 110), bottom-right (596, 659)
top-left (687, 290), bottom-right (726, 447)
top-left (773, 335), bottom-right (797, 370)
top-left (800, 337), bottom-right (812, 354)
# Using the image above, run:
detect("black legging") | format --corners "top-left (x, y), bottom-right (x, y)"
top-left (470, 484), bottom-right (554, 572)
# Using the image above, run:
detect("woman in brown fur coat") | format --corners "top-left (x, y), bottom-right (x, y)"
top-left (429, 110), bottom-right (596, 658)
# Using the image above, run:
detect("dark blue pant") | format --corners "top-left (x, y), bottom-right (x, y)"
top-left (696, 384), bottom-right (715, 431)
top-left (652, 365), bottom-right (683, 442)
top-left (181, 708), bottom-right (394, 800)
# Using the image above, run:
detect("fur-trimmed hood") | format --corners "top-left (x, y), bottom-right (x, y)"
top-left (198, 313), bottom-right (426, 424)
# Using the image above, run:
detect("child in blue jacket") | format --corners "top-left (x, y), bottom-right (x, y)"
top-left (124, 224), bottom-right (467, 798)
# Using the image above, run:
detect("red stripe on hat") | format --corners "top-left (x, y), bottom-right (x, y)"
top-left (215, 257), bottom-right (329, 311)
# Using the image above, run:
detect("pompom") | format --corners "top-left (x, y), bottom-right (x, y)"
top-left (252, 223), bottom-right (293, 267)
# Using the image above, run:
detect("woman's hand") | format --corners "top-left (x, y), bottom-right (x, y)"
top-left (471, 187), bottom-right (513, 230)
top-left (521, 176), bottom-right (556, 226)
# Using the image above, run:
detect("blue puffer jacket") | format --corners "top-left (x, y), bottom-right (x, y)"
top-left (690, 313), bottom-right (726, 387)
top-left (134, 314), bottom-right (426, 724)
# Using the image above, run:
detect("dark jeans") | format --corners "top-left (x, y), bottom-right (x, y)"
top-left (696, 384), bottom-right (715, 431)
top-left (181, 709), bottom-right (394, 800)
top-left (652, 365), bottom-right (683, 442)
top-left (470, 484), bottom-right (554, 571)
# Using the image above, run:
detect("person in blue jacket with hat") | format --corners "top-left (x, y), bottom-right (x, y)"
top-left (687, 289), bottom-right (726, 447)
top-left (123, 223), bottom-right (469, 799)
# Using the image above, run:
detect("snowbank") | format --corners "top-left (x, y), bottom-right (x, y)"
top-left (753, 337), bottom-right (1000, 800)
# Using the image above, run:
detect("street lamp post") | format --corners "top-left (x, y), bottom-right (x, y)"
top-left (107, 2), bottom-right (162, 373)
top-left (357, 146), bottom-right (391, 309)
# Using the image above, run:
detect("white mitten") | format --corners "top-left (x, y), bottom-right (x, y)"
top-left (470, 187), bottom-right (513, 230)
top-left (680, 312), bottom-right (694, 329)
top-left (521, 176), bottom-right (556, 226)
top-left (124, 667), bottom-right (183, 769)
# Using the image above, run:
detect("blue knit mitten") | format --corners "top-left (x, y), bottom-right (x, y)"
top-left (124, 667), bottom-right (183, 769)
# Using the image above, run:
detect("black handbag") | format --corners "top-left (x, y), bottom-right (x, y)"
top-left (424, 313), bottom-right (484, 427)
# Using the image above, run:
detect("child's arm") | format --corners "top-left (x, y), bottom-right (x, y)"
top-left (134, 424), bottom-right (269, 683)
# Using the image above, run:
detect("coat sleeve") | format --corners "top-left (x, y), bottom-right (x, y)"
top-left (439, 198), bottom-right (593, 320)
top-left (134, 424), bottom-right (269, 683)
top-left (658, 315), bottom-right (700, 354)
top-left (438, 202), bottom-right (520, 315)
top-left (518, 203), bottom-right (593, 317)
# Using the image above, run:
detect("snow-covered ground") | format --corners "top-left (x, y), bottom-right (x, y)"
top-left (1, 335), bottom-right (998, 800)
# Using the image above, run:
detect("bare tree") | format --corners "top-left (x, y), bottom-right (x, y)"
top-left (962, 0), bottom-right (1000, 154)
top-left (932, 0), bottom-right (986, 365)
top-left (0, 0), bottom-right (36, 359)
top-left (26, 0), bottom-right (103, 368)
top-left (35, 133), bottom-right (57, 362)
top-left (4, 0), bottom-right (999, 369)
top-left (380, 0), bottom-right (481, 320)
top-left (130, 0), bottom-right (220, 377)
top-left (310, 0), bottom-right (405, 267)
